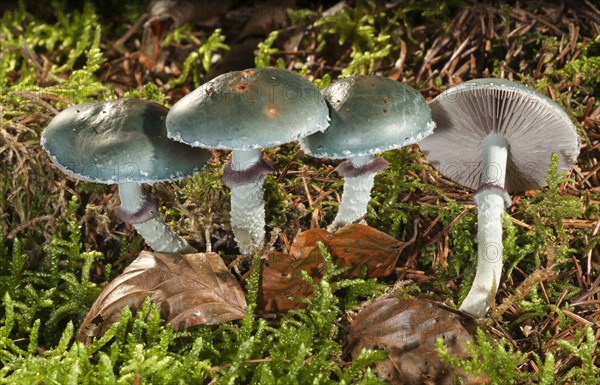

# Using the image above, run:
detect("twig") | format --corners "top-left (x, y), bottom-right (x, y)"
top-left (113, 13), bottom-right (149, 53)
top-left (7, 215), bottom-right (54, 239)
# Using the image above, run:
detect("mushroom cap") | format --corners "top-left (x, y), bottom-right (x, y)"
top-left (300, 76), bottom-right (435, 159)
top-left (419, 78), bottom-right (580, 193)
top-left (41, 99), bottom-right (211, 184)
top-left (165, 68), bottom-right (330, 150)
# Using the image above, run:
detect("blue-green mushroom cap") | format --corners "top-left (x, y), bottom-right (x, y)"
top-left (300, 76), bottom-right (435, 159)
top-left (165, 68), bottom-right (330, 150)
top-left (41, 99), bottom-right (211, 184)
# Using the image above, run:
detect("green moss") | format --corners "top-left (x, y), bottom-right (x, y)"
top-left (394, 0), bottom-right (466, 44)
top-left (447, 210), bottom-right (478, 301)
top-left (438, 328), bottom-right (530, 384)
top-left (520, 153), bottom-right (584, 259)
top-left (170, 28), bottom-right (230, 87)
top-left (549, 37), bottom-right (600, 98)
top-left (0, 197), bottom-right (102, 345)
top-left (123, 83), bottom-right (168, 105)
top-left (439, 325), bottom-right (600, 385)
top-left (264, 176), bottom-right (296, 230)
top-left (315, 2), bottom-right (392, 77)
top-left (557, 326), bottom-right (600, 384)
top-left (0, 244), bottom-right (390, 384)
top-left (255, 31), bottom-right (285, 69)
top-left (369, 148), bottom-right (443, 239)
top-left (179, 162), bottom-right (229, 221)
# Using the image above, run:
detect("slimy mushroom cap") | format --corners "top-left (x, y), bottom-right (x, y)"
top-left (300, 76), bottom-right (435, 159)
top-left (41, 99), bottom-right (211, 184)
top-left (165, 68), bottom-right (330, 150)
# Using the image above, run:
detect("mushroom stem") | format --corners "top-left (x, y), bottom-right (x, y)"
top-left (228, 148), bottom-right (266, 254)
top-left (331, 155), bottom-right (378, 231)
top-left (480, 134), bottom-right (509, 187)
top-left (117, 183), bottom-right (196, 254)
top-left (459, 134), bottom-right (510, 317)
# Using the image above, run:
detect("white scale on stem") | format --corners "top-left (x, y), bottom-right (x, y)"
top-left (460, 133), bottom-right (510, 318)
top-left (229, 148), bottom-right (265, 254)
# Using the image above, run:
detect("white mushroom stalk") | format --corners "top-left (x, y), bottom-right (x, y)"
top-left (117, 183), bottom-right (196, 254)
top-left (223, 148), bottom-right (271, 255)
top-left (331, 155), bottom-right (388, 231)
top-left (459, 133), bottom-right (511, 317)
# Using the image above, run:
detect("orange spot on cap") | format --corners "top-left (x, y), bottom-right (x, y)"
top-left (235, 82), bottom-right (252, 93)
top-left (264, 105), bottom-right (279, 118)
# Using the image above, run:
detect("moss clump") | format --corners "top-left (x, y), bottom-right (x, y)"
top-left (0, 197), bottom-right (102, 346)
top-left (0, 244), bottom-right (388, 384)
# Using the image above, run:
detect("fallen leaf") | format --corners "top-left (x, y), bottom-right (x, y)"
top-left (326, 224), bottom-right (413, 277)
top-left (77, 251), bottom-right (246, 344)
top-left (259, 224), bottom-right (415, 312)
top-left (347, 297), bottom-right (488, 385)
top-left (289, 224), bottom-right (413, 278)
top-left (258, 252), bottom-right (316, 312)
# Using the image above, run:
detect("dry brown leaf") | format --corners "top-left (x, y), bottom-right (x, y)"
top-left (287, 228), bottom-right (330, 262)
top-left (259, 224), bottom-right (414, 312)
top-left (347, 297), bottom-right (488, 385)
top-left (258, 252), bottom-right (316, 312)
top-left (77, 251), bottom-right (246, 344)
top-left (289, 224), bottom-right (412, 278)
top-left (324, 224), bottom-right (413, 277)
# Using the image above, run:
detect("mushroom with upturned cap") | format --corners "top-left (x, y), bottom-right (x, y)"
top-left (300, 75), bottom-right (435, 230)
top-left (42, 99), bottom-right (211, 254)
top-left (166, 68), bottom-right (329, 254)
top-left (419, 78), bottom-right (580, 318)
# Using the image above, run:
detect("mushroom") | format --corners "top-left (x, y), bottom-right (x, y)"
top-left (300, 75), bottom-right (435, 230)
top-left (41, 99), bottom-right (211, 254)
top-left (166, 68), bottom-right (329, 254)
top-left (419, 78), bottom-right (580, 317)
